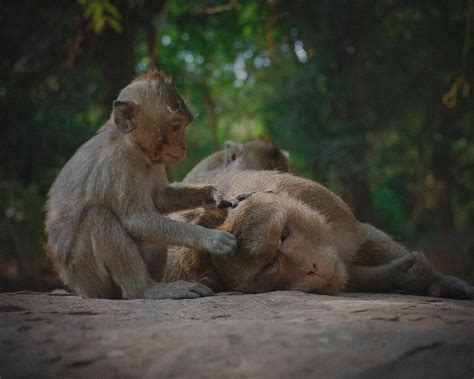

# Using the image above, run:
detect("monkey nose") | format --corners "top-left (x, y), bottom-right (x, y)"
top-left (306, 263), bottom-right (328, 284)
top-left (307, 262), bottom-right (319, 275)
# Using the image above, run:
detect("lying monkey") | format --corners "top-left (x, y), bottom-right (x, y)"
top-left (45, 70), bottom-right (239, 300)
top-left (166, 171), bottom-right (474, 299)
top-left (183, 137), bottom-right (291, 184)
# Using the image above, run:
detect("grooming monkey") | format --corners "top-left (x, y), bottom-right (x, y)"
top-left (183, 137), bottom-right (291, 184)
top-left (167, 170), bottom-right (474, 299)
top-left (45, 70), bottom-right (238, 300)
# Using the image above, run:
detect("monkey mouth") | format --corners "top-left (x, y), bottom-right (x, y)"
top-left (165, 153), bottom-right (182, 160)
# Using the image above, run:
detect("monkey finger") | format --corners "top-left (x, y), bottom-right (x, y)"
top-left (234, 192), bottom-right (256, 202)
top-left (174, 291), bottom-right (201, 300)
top-left (189, 283), bottom-right (214, 297)
top-left (218, 239), bottom-right (238, 255)
top-left (221, 192), bottom-right (256, 209)
top-left (217, 241), bottom-right (237, 254)
top-left (207, 230), bottom-right (237, 255)
top-left (221, 233), bottom-right (238, 248)
top-left (406, 252), bottom-right (432, 280)
top-left (227, 193), bottom-right (254, 208)
top-left (217, 198), bottom-right (234, 209)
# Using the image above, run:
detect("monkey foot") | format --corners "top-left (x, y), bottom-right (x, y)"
top-left (389, 251), bottom-right (433, 293)
top-left (427, 273), bottom-right (474, 300)
top-left (143, 281), bottom-right (214, 300)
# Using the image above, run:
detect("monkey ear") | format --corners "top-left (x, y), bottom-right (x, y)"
top-left (113, 100), bottom-right (138, 134)
top-left (224, 141), bottom-right (244, 165)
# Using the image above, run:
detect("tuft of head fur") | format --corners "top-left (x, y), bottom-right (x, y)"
top-left (115, 69), bottom-right (193, 123)
top-left (133, 69), bottom-right (173, 84)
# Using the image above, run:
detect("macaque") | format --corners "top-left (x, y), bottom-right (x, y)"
top-left (182, 137), bottom-right (291, 183)
top-left (166, 171), bottom-right (474, 299)
top-left (44, 70), bottom-right (238, 300)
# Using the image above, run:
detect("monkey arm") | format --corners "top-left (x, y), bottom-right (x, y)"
top-left (154, 183), bottom-right (217, 214)
top-left (347, 264), bottom-right (398, 293)
top-left (123, 212), bottom-right (236, 255)
top-left (347, 251), bottom-right (434, 294)
top-left (124, 212), bottom-right (211, 246)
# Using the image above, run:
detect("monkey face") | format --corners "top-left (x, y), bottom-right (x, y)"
top-left (130, 105), bottom-right (190, 165)
top-left (224, 138), bottom-right (291, 173)
top-left (113, 74), bottom-right (193, 165)
top-left (156, 114), bottom-right (189, 165)
top-left (215, 193), bottom-right (347, 295)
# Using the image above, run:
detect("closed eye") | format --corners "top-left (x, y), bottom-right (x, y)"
top-left (280, 225), bottom-right (289, 243)
top-left (260, 253), bottom-right (280, 275)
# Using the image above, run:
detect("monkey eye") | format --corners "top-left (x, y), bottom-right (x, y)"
top-left (260, 254), bottom-right (280, 276)
top-left (171, 123), bottom-right (183, 131)
top-left (280, 226), bottom-right (289, 243)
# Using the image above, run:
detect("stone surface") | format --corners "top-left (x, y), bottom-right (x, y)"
top-left (0, 291), bottom-right (473, 378)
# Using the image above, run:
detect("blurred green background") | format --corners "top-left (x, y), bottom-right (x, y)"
top-left (1, 0), bottom-right (474, 291)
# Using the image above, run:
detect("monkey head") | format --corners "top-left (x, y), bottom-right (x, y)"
top-left (170, 192), bottom-right (347, 295)
top-left (112, 70), bottom-right (193, 165)
top-left (225, 137), bottom-right (291, 172)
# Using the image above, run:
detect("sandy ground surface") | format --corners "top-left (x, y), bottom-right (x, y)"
top-left (1, 290), bottom-right (473, 378)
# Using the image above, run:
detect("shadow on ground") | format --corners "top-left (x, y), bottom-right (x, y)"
top-left (1, 291), bottom-right (473, 378)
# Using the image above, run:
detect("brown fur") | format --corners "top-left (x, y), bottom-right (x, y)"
top-left (183, 137), bottom-right (290, 184)
top-left (167, 170), bottom-right (474, 299)
top-left (133, 69), bottom-right (172, 84)
top-left (44, 71), bottom-right (238, 299)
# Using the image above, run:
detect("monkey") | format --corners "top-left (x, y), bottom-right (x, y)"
top-left (166, 170), bottom-right (474, 300)
top-left (44, 70), bottom-right (240, 300)
top-left (182, 137), bottom-right (291, 184)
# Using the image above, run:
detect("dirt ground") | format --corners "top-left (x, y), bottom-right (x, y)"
top-left (1, 290), bottom-right (473, 378)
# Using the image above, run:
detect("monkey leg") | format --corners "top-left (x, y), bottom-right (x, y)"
top-left (348, 252), bottom-right (433, 294)
top-left (65, 205), bottom-right (151, 299)
top-left (349, 223), bottom-right (433, 294)
top-left (426, 273), bottom-right (474, 300)
top-left (355, 223), bottom-right (413, 265)
top-left (67, 206), bottom-right (214, 299)
top-left (138, 245), bottom-right (215, 299)
top-left (139, 244), bottom-right (167, 281)
top-left (351, 223), bottom-right (474, 299)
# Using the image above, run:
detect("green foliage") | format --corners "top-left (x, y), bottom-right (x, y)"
top-left (1, 182), bottom-right (45, 264)
top-left (78, 0), bottom-right (122, 33)
top-left (1, 0), bottom-right (474, 289)
top-left (373, 186), bottom-right (414, 241)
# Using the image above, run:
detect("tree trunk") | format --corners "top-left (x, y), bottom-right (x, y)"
top-left (346, 0), bottom-right (376, 223)
top-left (203, 84), bottom-right (219, 151)
top-left (431, 101), bottom-right (455, 230)
top-left (147, 25), bottom-right (157, 70)
top-left (93, 1), bottom-right (168, 107)
top-left (95, 22), bottom-right (137, 107)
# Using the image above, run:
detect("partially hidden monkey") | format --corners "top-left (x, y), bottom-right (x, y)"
top-left (166, 170), bottom-right (474, 299)
top-left (45, 70), bottom-right (239, 300)
top-left (182, 137), bottom-right (291, 184)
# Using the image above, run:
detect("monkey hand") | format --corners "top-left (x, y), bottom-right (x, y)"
top-left (388, 251), bottom-right (434, 293)
top-left (143, 281), bottom-right (214, 300)
top-left (426, 273), bottom-right (474, 300)
top-left (203, 186), bottom-right (231, 208)
top-left (203, 229), bottom-right (237, 255)
top-left (218, 192), bottom-right (255, 209)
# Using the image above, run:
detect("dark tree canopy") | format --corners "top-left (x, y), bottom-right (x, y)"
top-left (1, 0), bottom-right (473, 290)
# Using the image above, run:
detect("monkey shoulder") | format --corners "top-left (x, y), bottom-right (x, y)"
top-left (183, 151), bottom-right (225, 184)
top-left (48, 131), bottom-right (162, 219)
